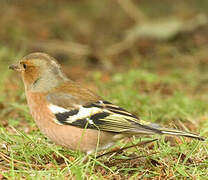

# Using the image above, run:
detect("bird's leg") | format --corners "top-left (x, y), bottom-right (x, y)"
top-left (96, 139), bottom-right (158, 159)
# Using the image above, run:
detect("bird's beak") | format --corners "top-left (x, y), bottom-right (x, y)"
top-left (9, 63), bottom-right (23, 72)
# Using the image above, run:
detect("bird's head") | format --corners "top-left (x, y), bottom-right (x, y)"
top-left (9, 52), bottom-right (68, 92)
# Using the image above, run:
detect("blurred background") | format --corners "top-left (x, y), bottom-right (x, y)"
top-left (1, 0), bottom-right (208, 125)
top-left (0, 0), bottom-right (208, 71)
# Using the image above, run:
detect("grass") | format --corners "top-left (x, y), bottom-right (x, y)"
top-left (0, 51), bottom-right (207, 179)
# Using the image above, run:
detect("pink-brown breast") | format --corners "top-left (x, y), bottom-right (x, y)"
top-left (25, 91), bottom-right (116, 153)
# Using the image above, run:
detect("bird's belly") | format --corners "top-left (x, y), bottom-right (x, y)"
top-left (26, 92), bottom-right (116, 153)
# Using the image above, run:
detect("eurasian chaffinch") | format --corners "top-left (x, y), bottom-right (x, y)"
top-left (9, 52), bottom-right (205, 155)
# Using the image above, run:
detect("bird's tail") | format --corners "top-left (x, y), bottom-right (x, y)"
top-left (135, 121), bottom-right (205, 141)
top-left (132, 121), bottom-right (205, 141)
top-left (158, 127), bottom-right (205, 141)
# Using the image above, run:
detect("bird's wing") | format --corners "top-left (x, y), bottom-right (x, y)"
top-left (47, 92), bottom-right (161, 135)
top-left (47, 82), bottom-right (205, 140)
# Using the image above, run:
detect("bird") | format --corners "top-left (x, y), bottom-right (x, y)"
top-left (9, 52), bottom-right (205, 155)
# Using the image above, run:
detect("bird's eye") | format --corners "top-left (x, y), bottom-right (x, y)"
top-left (23, 64), bottom-right (27, 69)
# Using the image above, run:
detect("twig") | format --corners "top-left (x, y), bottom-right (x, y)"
top-left (121, 151), bottom-right (159, 160)
top-left (96, 139), bottom-right (158, 158)
top-left (28, 40), bottom-right (91, 57)
top-left (0, 151), bottom-right (46, 169)
top-left (117, 0), bottom-right (147, 23)
top-left (105, 14), bottom-right (208, 57)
